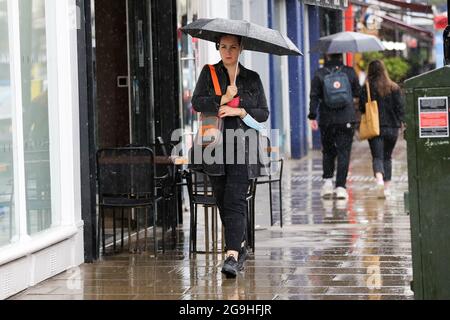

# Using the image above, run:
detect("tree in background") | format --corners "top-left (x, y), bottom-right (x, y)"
top-left (360, 52), bottom-right (411, 84)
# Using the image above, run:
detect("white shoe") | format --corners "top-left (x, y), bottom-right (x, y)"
top-left (321, 179), bottom-right (334, 198)
top-left (334, 187), bottom-right (348, 200)
top-left (321, 198), bottom-right (333, 212)
top-left (335, 199), bottom-right (348, 210)
top-left (376, 183), bottom-right (385, 199)
top-left (384, 187), bottom-right (391, 198)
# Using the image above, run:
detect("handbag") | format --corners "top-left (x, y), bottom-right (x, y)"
top-left (359, 81), bottom-right (380, 140)
top-left (194, 65), bottom-right (224, 147)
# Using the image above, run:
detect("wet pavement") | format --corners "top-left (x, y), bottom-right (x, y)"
top-left (9, 138), bottom-right (413, 300)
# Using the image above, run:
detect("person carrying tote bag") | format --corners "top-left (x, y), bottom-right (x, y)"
top-left (359, 60), bottom-right (405, 199)
top-left (359, 80), bottom-right (380, 140)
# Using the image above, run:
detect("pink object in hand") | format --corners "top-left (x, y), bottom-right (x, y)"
top-left (227, 96), bottom-right (240, 108)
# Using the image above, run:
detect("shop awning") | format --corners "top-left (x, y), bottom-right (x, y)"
top-left (376, 0), bottom-right (432, 14)
top-left (350, 0), bottom-right (432, 14)
top-left (303, 0), bottom-right (350, 11)
top-left (381, 14), bottom-right (434, 41)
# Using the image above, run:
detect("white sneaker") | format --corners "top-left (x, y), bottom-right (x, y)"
top-left (321, 198), bottom-right (333, 212)
top-left (321, 179), bottom-right (334, 198)
top-left (384, 187), bottom-right (391, 198)
top-left (334, 187), bottom-right (348, 200)
top-left (335, 199), bottom-right (348, 210)
top-left (376, 183), bottom-right (385, 199)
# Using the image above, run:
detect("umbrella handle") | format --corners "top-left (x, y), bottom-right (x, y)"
top-left (233, 61), bottom-right (238, 86)
top-left (233, 42), bottom-right (244, 86)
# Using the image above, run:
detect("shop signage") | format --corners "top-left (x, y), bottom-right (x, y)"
top-left (303, 0), bottom-right (349, 11)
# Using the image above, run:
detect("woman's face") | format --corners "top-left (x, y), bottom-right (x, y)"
top-left (218, 35), bottom-right (241, 66)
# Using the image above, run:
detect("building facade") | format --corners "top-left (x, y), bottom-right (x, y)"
top-left (1, 0), bottom-right (182, 299)
top-left (1, 0), bottom-right (349, 299)
top-left (0, 0), bottom-right (83, 299)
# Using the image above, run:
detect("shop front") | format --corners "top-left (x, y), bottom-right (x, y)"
top-left (0, 0), bottom-right (84, 299)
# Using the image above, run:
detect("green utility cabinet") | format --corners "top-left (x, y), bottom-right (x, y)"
top-left (404, 66), bottom-right (450, 299)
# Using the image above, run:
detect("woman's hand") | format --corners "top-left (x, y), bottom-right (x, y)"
top-left (224, 85), bottom-right (238, 102)
top-left (309, 120), bottom-right (319, 131)
top-left (219, 106), bottom-right (243, 118)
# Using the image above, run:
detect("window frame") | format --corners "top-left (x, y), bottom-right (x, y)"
top-left (0, 0), bottom-right (82, 263)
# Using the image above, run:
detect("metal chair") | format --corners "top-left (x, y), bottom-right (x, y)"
top-left (255, 158), bottom-right (284, 227)
top-left (246, 179), bottom-right (257, 252)
top-left (185, 169), bottom-right (257, 254)
top-left (96, 147), bottom-right (164, 254)
top-left (151, 137), bottom-right (179, 251)
top-left (185, 170), bottom-right (220, 253)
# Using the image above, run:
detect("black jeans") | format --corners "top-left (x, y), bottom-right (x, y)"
top-left (320, 124), bottom-right (355, 188)
top-left (209, 165), bottom-right (250, 252)
top-left (368, 127), bottom-right (399, 181)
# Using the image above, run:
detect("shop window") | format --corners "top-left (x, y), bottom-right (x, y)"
top-left (230, 0), bottom-right (243, 20)
top-left (0, 0), bottom-right (15, 246)
top-left (320, 8), bottom-right (342, 37)
top-left (177, 0), bottom-right (200, 154)
top-left (19, 0), bottom-right (52, 235)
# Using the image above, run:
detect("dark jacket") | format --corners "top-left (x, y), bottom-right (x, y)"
top-left (359, 83), bottom-right (405, 128)
top-left (190, 61), bottom-right (269, 179)
top-left (308, 60), bottom-right (361, 127)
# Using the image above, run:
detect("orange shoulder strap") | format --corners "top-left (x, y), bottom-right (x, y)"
top-left (208, 64), bottom-right (222, 96)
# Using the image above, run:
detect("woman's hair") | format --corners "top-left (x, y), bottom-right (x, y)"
top-left (367, 59), bottom-right (399, 97)
top-left (215, 34), bottom-right (242, 50)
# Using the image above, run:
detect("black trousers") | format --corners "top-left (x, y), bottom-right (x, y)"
top-left (320, 124), bottom-right (355, 188)
top-left (209, 165), bottom-right (250, 252)
top-left (368, 127), bottom-right (399, 181)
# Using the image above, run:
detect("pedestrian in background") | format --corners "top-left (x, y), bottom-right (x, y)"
top-left (309, 53), bottom-right (361, 200)
top-left (191, 34), bottom-right (269, 277)
top-left (359, 59), bottom-right (405, 198)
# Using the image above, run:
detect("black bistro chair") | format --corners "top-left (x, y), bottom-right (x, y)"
top-left (151, 137), bottom-right (180, 250)
top-left (185, 170), bottom-right (218, 253)
top-left (96, 146), bottom-right (163, 254)
top-left (185, 169), bottom-right (257, 254)
top-left (255, 158), bottom-right (284, 227)
top-left (246, 179), bottom-right (257, 252)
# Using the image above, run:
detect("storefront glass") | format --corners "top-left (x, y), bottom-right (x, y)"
top-left (320, 8), bottom-right (343, 37)
top-left (0, 0), bottom-right (14, 247)
top-left (19, 0), bottom-right (52, 235)
top-left (177, 0), bottom-right (200, 150)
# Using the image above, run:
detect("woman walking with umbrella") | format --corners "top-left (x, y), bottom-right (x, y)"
top-left (191, 33), bottom-right (268, 277)
top-left (183, 18), bottom-right (301, 278)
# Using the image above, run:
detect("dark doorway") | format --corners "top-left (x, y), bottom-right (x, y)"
top-left (79, 0), bottom-right (180, 261)
top-left (91, 0), bottom-right (155, 255)
top-left (94, 0), bottom-right (130, 148)
top-left (92, 0), bottom-right (181, 153)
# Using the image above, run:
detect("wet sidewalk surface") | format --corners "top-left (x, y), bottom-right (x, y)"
top-left (10, 139), bottom-right (413, 300)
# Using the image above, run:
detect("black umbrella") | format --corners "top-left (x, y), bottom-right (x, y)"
top-left (310, 31), bottom-right (385, 54)
top-left (181, 18), bottom-right (302, 56)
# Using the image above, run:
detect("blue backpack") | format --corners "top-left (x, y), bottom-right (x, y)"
top-left (322, 67), bottom-right (353, 109)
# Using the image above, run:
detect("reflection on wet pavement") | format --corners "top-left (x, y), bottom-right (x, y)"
top-left (10, 140), bottom-right (413, 300)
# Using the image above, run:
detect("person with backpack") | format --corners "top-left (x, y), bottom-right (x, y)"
top-left (308, 53), bottom-right (361, 200)
top-left (359, 60), bottom-right (405, 198)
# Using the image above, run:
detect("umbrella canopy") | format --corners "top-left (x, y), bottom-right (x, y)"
top-left (181, 18), bottom-right (302, 56)
top-left (310, 31), bottom-right (385, 54)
